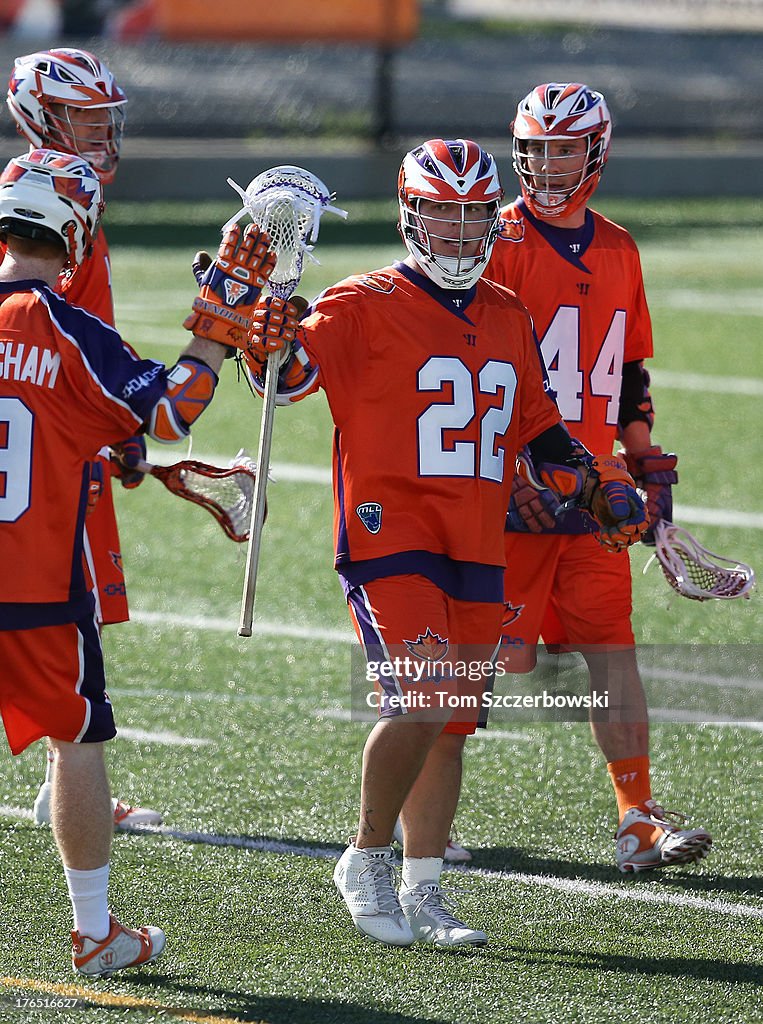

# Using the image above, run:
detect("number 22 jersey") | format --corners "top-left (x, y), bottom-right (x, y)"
top-left (297, 261), bottom-right (561, 598)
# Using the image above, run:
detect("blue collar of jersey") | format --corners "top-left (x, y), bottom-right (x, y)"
top-left (0, 278), bottom-right (54, 294)
top-left (395, 261), bottom-right (477, 324)
top-left (516, 198), bottom-right (595, 274)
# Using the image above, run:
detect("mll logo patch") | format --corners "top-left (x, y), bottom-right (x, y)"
top-left (356, 502), bottom-right (382, 534)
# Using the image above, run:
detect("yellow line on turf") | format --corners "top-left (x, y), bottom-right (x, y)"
top-left (0, 977), bottom-right (267, 1024)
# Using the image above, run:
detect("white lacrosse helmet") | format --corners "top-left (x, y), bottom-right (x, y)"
top-left (398, 138), bottom-right (503, 290)
top-left (7, 48), bottom-right (126, 184)
top-left (512, 83), bottom-right (612, 220)
top-left (0, 149), bottom-right (103, 269)
top-left (649, 520), bottom-right (756, 601)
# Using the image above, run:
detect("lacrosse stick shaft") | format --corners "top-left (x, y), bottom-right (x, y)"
top-left (238, 350), bottom-right (280, 636)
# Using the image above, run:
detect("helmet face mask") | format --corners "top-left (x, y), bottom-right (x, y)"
top-left (398, 139), bottom-right (503, 290)
top-left (7, 48), bottom-right (127, 184)
top-left (0, 149), bottom-right (104, 270)
top-left (512, 83), bottom-right (611, 220)
top-left (43, 101), bottom-right (125, 181)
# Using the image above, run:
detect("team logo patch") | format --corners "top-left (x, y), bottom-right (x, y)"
top-left (359, 273), bottom-right (396, 294)
top-left (404, 627), bottom-right (449, 662)
top-left (502, 601), bottom-right (524, 628)
top-left (110, 551), bottom-right (123, 575)
top-left (223, 278), bottom-right (249, 305)
top-left (499, 218), bottom-right (525, 243)
top-left (356, 502), bottom-right (382, 534)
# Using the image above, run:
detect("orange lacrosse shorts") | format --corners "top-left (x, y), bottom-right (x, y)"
top-left (499, 531), bottom-right (635, 673)
top-left (0, 611), bottom-right (116, 755)
top-left (347, 573), bottom-right (503, 735)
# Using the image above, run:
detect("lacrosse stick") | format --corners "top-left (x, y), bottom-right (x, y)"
top-left (224, 166), bottom-right (347, 637)
top-left (135, 450), bottom-right (257, 543)
top-left (645, 520), bottom-right (756, 601)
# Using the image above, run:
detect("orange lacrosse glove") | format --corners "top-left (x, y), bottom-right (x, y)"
top-left (246, 295), bottom-right (305, 368)
top-left (183, 223), bottom-right (276, 349)
top-left (584, 454), bottom-right (649, 552)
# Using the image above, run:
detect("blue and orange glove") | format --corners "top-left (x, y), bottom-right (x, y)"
top-left (584, 454), bottom-right (648, 552)
top-left (246, 295), bottom-right (306, 368)
top-left (183, 223), bottom-right (276, 350)
top-left (622, 446), bottom-right (678, 546)
top-left (110, 435), bottom-right (147, 489)
top-left (507, 472), bottom-right (560, 532)
top-left (86, 459), bottom-right (104, 515)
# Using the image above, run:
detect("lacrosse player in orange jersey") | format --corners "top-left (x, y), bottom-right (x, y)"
top-left (0, 150), bottom-right (274, 973)
top-left (485, 83), bottom-right (712, 872)
top-left (6, 46), bottom-right (165, 827)
top-left (245, 139), bottom-right (647, 947)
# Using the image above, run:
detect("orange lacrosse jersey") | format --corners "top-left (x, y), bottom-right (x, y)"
top-left (487, 199), bottom-right (653, 457)
top-left (0, 280), bottom-right (168, 630)
top-left (63, 228), bottom-right (115, 324)
top-left (60, 229), bottom-right (126, 622)
top-left (298, 262), bottom-right (561, 595)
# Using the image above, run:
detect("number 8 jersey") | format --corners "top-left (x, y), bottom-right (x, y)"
top-left (295, 261), bottom-right (561, 591)
top-left (487, 198), bottom-right (653, 460)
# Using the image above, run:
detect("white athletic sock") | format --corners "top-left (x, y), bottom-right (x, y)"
top-left (64, 864), bottom-right (110, 941)
top-left (402, 856), bottom-right (443, 890)
top-left (44, 748), bottom-right (55, 784)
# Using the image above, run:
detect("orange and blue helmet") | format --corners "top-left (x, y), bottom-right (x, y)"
top-left (398, 138), bottom-right (503, 289)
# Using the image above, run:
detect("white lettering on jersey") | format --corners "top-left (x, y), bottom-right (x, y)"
top-left (0, 342), bottom-right (61, 388)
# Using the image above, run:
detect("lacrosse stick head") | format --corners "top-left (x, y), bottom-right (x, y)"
top-left (650, 520), bottom-right (756, 601)
top-left (150, 450), bottom-right (258, 543)
top-left (224, 165), bottom-right (347, 299)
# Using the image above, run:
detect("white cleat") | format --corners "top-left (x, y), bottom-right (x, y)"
top-left (444, 837), bottom-right (472, 864)
top-left (333, 844), bottom-right (414, 946)
top-left (392, 818), bottom-right (473, 863)
top-left (33, 783), bottom-right (163, 829)
top-left (72, 914), bottom-right (165, 977)
top-left (616, 799), bottom-right (712, 873)
top-left (399, 881), bottom-right (487, 948)
top-left (111, 799), bottom-right (163, 828)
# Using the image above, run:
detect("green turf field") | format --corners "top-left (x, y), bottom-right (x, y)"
top-left (0, 199), bottom-right (760, 1024)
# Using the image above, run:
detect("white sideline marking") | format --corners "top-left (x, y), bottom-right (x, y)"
top-left (1, 804), bottom-right (759, 921)
top-left (651, 293), bottom-right (763, 321)
top-left (643, 667), bottom-right (763, 691)
top-left (671, 504), bottom-right (763, 530)
top-left (651, 369), bottom-right (763, 396)
top-left (117, 726), bottom-right (211, 747)
top-left (131, 608), bottom-right (352, 644)
top-left (146, 449), bottom-right (763, 530)
top-left (650, 708), bottom-right (763, 731)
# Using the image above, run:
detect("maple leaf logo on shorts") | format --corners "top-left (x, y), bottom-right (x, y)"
top-left (403, 627), bottom-right (449, 661)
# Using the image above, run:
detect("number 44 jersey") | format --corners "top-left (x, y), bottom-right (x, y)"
top-left (487, 198), bottom-right (653, 457)
top-left (297, 261), bottom-right (561, 573)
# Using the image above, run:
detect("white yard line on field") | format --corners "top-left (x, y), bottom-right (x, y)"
top-left (117, 726), bottom-right (211, 747)
top-left (650, 369), bottom-right (763, 396)
top-left (146, 450), bottom-right (763, 530)
top-left (1, 804), bottom-right (760, 921)
top-left (131, 608), bottom-right (352, 643)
